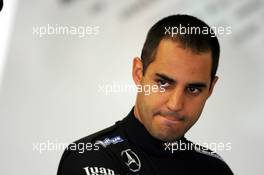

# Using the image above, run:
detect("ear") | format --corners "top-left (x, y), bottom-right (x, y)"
top-left (132, 57), bottom-right (143, 85)
top-left (208, 76), bottom-right (218, 98)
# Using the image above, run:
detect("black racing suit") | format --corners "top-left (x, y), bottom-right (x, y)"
top-left (57, 107), bottom-right (233, 175)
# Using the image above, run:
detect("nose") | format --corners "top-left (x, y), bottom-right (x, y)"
top-left (166, 88), bottom-right (184, 112)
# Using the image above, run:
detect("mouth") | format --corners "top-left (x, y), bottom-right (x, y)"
top-left (159, 114), bottom-right (184, 123)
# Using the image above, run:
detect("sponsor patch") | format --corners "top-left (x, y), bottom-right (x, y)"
top-left (95, 136), bottom-right (124, 148)
top-left (121, 149), bottom-right (141, 172)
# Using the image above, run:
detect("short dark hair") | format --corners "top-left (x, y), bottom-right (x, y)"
top-left (141, 14), bottom-right (220, 81)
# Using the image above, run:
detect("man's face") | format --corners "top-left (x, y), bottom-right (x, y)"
top-left (132, 39), bottom-right (218, 141)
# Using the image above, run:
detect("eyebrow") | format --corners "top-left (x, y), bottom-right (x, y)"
top-left (155, 73), bottom-right (176, 83)
top-left (155, 73), bottom-right (208, 88)
top-left (188, 83), bottom-right (207, 88)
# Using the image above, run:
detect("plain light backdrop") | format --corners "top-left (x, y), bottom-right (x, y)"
top-left (0, 0), bottom-right (263, 174)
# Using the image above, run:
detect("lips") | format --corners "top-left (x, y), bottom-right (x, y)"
top-left (159, 114), bottom-right (184, 124)
top-left (162, 115), bottom-right (183, 121)
top-left (154, 111), bottom-right (185, 123)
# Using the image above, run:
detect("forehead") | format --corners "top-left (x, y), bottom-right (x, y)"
top-left (147, 39), bottom-right (212, 83)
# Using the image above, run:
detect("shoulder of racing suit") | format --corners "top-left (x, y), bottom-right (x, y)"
top-left (57, 120), bottom-right (130, 175)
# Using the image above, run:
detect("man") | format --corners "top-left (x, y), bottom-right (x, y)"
top-left (57, 14), bottom-right (233, 175)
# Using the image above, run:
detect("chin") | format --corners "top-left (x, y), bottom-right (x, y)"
top-left (152, 128), bottom-right (184, 142)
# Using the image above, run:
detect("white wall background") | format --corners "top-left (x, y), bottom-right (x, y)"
top-left (0, 0), bottom-right (263, 174)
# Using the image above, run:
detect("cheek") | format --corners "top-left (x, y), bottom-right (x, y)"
top-left (147, 93), bottom-right (167, 109)
top-left (138, 92), bottom-right (166, 120)
top-left (185, 98), bottom-right (207, 118)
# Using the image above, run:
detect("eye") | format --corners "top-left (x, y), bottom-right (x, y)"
top-left (157, 79), bottom-right (170, 88)
top-left (186, 87), bottom-right (201, 95)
